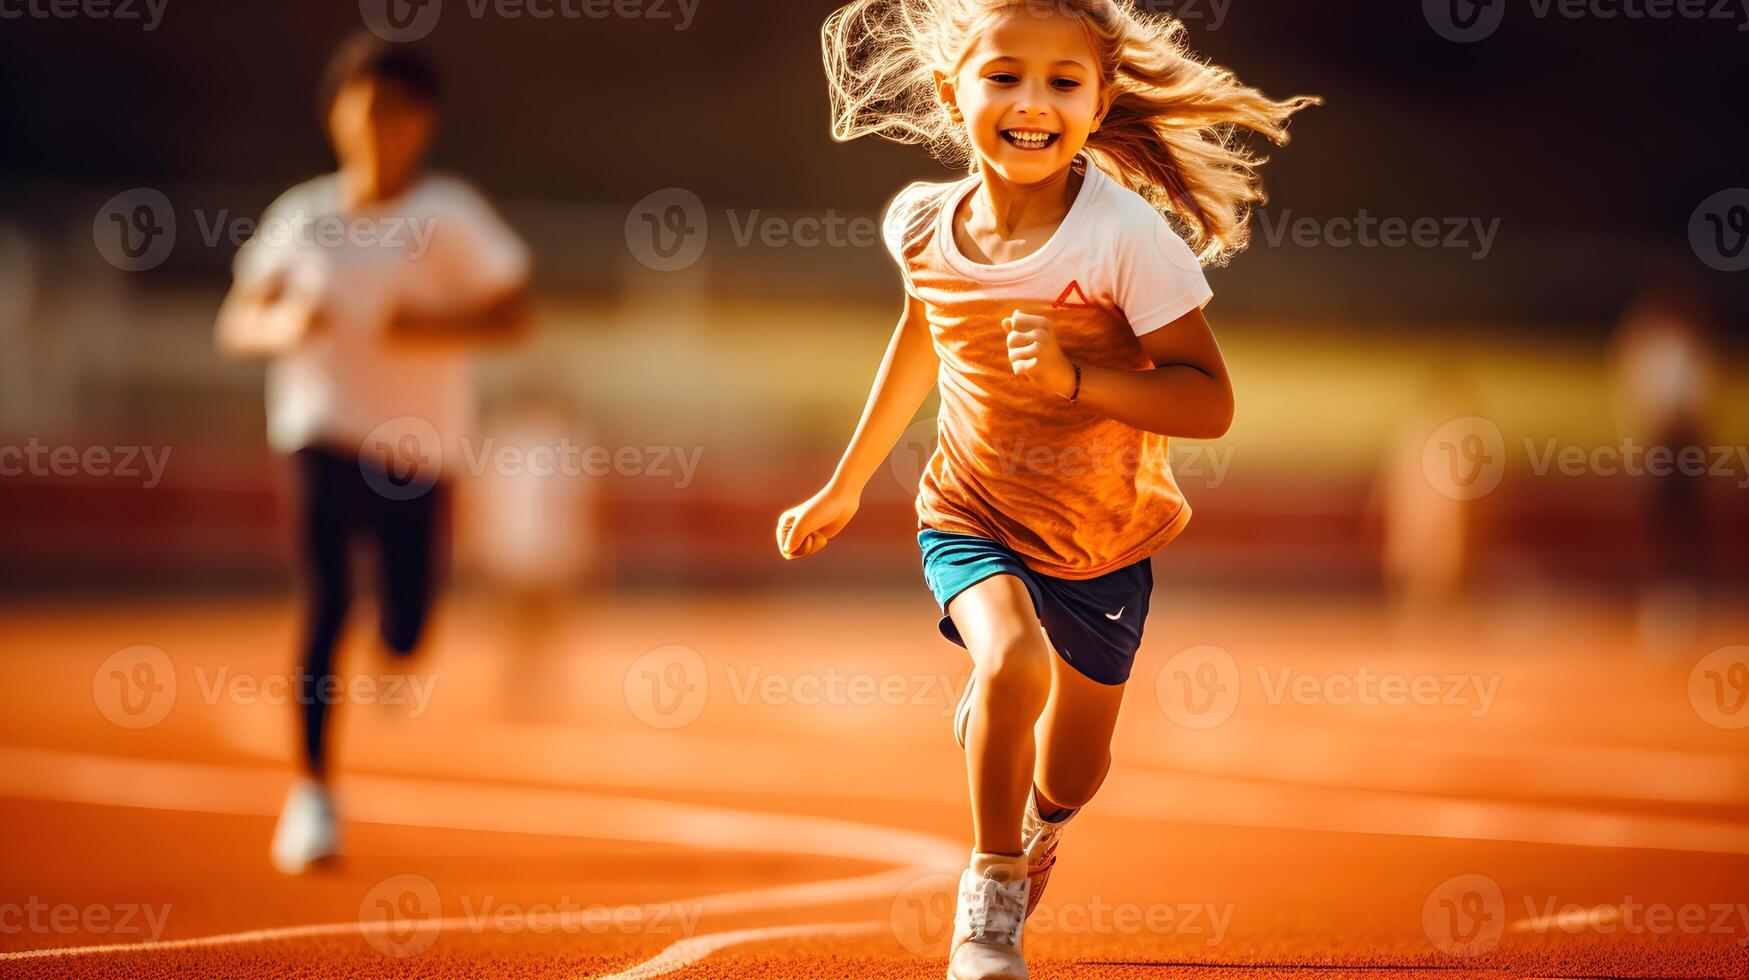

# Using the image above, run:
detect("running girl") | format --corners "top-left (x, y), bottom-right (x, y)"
top-left (777, 2), bottom-right (1313, 976)
top-left (216, 34), bottom-right (531, 874)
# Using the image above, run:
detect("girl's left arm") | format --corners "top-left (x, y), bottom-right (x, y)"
top-left (1006, 306), bottom-right (1234, 439)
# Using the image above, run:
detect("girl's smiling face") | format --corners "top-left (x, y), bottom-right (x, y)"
top-left (937, 8), bottom-right (1110, 185)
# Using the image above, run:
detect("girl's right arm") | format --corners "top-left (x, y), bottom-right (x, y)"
top-left (776, 294), bottom-right (938, 559)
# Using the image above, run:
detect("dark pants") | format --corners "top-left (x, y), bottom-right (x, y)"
top-left (293, 446), bottom-right (445, 778)
top-left (1647, 421), bottom-right (1706, 588)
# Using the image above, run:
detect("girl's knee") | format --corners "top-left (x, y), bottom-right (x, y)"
top-left (1037, 762), bottom-right (1107, 811)
top-left (972, 631), bottom-right (1051, 712)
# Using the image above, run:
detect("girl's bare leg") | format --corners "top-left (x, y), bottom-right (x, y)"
top-left (946, 574), bottom-right (1054, 856)
top-left (1033, 633), bottom-right (1126, 813)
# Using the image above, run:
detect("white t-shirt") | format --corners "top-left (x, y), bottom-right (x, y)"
top-left (882, 157), bottom-right (1212, 334)
top-left (878, 158), bottom-right (1216, 578)
top-left (233, 173), bottom-right (530, 464)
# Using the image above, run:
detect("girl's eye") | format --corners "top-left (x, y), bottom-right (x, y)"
top-left (986, 73), bottom-right (1018, 84)
top-left (1052, 78), bottom-right (1082, 90)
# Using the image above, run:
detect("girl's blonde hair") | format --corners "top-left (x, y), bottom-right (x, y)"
top-left (822, 0), bottom-right (1318, 265)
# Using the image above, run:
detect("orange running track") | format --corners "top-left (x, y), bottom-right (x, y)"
top-left (1, 592), bottom-right (1745, 978)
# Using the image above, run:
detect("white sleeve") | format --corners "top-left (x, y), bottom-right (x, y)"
top-left (231, 185), bottom-right (314, 294)
top-left (880, 182), bottom-right (933, 301)
top-left (408, 180), bottom-right (531, 311)
top-left (1112, 211), bottom-right (1213, 336)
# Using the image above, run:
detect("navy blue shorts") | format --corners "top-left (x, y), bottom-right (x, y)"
top-left (918, 529), bottom-right (1153, 686)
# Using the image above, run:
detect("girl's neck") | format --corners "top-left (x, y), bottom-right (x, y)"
top-left (972, 161), bottom-right (1082, 238)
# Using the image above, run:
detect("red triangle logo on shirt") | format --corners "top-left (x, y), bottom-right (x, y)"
top-left (1053, 280), bottom-right (1092, 309)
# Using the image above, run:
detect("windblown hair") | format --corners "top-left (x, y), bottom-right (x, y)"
top-left (822, 0), bottom-right (1318, 264)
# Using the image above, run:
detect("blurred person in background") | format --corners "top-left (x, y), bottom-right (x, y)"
top-left (1375, 375), bottom-right (1482, 636)
top-left (214, 33), bottom-right (532, 874)
top-left (1609, 280), bottom-right (1719, 656)
top-left (463, 389), bottom-right (602, 722)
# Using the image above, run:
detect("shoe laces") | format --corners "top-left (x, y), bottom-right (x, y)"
top-left (1022, 801), bottom-right (1073, 869)
top-left (958, 874), bottom-right (1027, 946)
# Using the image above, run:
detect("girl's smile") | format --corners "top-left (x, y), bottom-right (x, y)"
top-left (1001, 128), bottom-right (1060, 151)
top-left (940, 9), bottom-right (1108, 184)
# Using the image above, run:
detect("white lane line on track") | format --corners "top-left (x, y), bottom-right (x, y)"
top-left (0, 746), bottom-right (959, 963)
top-left (209, 718), bottom-right (1749, 855)
top-left (1106, 769), bottom-right (1749, 856)
top-left (586, 921), bottom-right (887, 980)
top-left (0, 745), bottom-right (964, 865)
top-left (0, 903), bottom-right (905, 967)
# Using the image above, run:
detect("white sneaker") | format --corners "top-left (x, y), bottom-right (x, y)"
top-left (271, 779), bottom-right (339, 875)
top-left (1020, 791), bottom-right (1076, 920)
top-left (947, 852), bottom-right (1029, 980)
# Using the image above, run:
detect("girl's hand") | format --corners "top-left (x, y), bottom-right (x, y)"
top-left (1005, 311), bottom-right (1077, 399)
top-left (776, 485), bottom-right (861, 560)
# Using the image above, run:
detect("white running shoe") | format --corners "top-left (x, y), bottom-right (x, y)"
top-left (1019, 790), bottom-right (1077, 920)
top-left (947, 851), bottom-right (1029, 980)
top-left (271, 779), bottom-right (339, 875)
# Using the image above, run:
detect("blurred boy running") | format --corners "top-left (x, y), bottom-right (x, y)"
top-left (215, 33), bottom-right (532, 874)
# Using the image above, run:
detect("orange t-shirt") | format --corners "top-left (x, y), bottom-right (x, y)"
top-left (882, 160), bottom-right (1214, 580)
